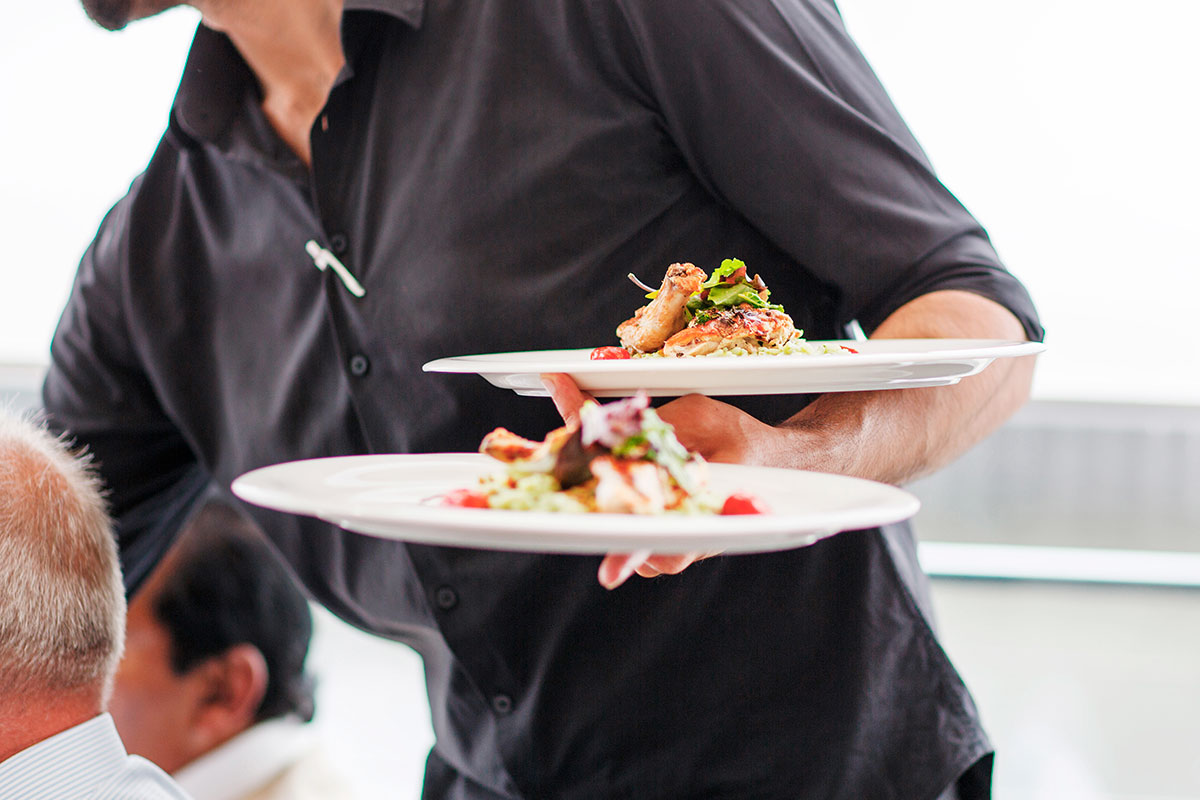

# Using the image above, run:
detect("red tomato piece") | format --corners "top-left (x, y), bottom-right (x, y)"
top-left (442, 488), bottom-right (491, 508)
top-left (590, 346), bottom-right (632, 360)
top-left (721, 492), bottom-right (770, 515)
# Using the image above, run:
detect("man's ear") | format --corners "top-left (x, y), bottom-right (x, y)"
top-left (188, 644), bottom-right (269, 756)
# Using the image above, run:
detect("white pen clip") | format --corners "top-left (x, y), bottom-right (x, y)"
top-left (305, 239), bottom-right (366, 298)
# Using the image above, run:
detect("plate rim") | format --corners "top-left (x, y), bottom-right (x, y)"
top-left (422, 338), bottom-right (1046, 374)
top-left (231, 453), bottom-right (921, 554)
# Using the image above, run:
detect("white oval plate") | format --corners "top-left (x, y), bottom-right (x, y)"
top-left (422, 338), bottom-right (1044, 397)
top-left (232, 453), bottom-right (920, 555)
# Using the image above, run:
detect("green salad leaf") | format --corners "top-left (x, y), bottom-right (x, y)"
top-left (638, 258), bottom-right (785, 322)
top-left (613, 408), bottom-right (698, 492)
top-left (700, 258), bottom-right (745, 287)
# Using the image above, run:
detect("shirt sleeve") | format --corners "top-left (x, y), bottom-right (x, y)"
top-left (609, 0), bottom-right (1043, 340)
top-left (42, 188), bottom-right (210, 596)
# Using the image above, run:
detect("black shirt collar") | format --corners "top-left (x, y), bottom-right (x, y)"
top-left (171, 0), bottom-right (424, 146)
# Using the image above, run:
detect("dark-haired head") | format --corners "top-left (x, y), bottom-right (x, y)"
top-left (109, 497), bottom-right (316, 773)
top-left (153, 500), bottom-right (315, 723)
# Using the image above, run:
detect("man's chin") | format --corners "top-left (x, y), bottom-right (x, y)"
top-left (80, 0), bottom-right (180, 31)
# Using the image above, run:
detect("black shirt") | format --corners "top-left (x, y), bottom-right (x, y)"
top-left (44, 1), bottom-right (1041, 797)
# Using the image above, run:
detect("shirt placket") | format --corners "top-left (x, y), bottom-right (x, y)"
top-left (307, 68), bottom-right (377, 398)
top-left (303, 43), bottom-right (531, 794)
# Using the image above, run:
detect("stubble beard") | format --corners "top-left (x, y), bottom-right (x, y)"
top-left (80, 0), bottom-right (183, 31)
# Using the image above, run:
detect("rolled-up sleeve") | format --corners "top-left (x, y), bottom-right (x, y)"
top-left (611, 0), bottom-right (1043, 340)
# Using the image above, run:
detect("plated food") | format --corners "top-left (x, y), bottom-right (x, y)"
top-left (440, 393), bottom-right (767, 516)
top-left (598, 259), bottom-right (855, 359)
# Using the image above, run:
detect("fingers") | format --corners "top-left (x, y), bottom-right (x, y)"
top-left (597, 551), bottom-right (720, 589)
top-left (598, 549), bottom-right (653, 590)
top-left (634, 554), bottom-right (696, 578)
top-left (541, 373), bottom-right (594, 427)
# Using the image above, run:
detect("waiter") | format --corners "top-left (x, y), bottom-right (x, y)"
top-left (48, 0), bottom-right (1042, 797)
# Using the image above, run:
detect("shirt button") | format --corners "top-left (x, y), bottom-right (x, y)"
top-left (349, 354), bottom-right (370, 377)
top-left (329, 233), bottom-right (349, 254)
top-left (434, 586), bottom-right (458, 610)
top-left (491, 693), bottom-right (513, 715)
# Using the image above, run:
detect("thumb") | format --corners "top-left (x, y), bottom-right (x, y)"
top-left (541, 373), bottom-right (595, 427)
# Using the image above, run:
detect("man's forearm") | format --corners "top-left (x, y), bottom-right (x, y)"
top-left (771, 290), bottom-right (1037, 484)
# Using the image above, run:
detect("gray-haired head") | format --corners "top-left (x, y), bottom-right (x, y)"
top-left (0, 410), bottom-right (125, 707)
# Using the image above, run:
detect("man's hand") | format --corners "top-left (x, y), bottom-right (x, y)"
top-left (542, 373), bottom-right (784, 464)
top-left (544, 371), bottom-right (768, 592)
top-left (545, 289), bottom-right (1038, 589)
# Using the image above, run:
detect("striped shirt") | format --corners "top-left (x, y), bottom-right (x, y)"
top-left (0, 714), bottom-right (190, 800)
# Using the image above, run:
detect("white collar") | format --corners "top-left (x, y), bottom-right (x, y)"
top-left (0, 713), bottom-right (127, 797)
top-left (173, 716), bottom-right (317, 800)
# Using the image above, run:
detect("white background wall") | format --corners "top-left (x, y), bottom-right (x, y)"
top-left (2, 2), bottom-right (1198, 403)
top-left (0, 4), bottom-right (197, 365)
top-left (835, 0), bottom-right (1200, 405)
top-left (2, 2), bottom-right (1197, 798)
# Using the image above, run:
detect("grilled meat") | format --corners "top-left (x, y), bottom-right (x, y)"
top-left (590, 455), bottom-right (670, 514)
top-left (616, 262), bottom-right (706, 353)
top-left (662, 306), bottom-right (796, 357)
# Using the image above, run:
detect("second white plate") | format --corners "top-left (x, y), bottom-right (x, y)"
top-left (231, 453), bottom-right (920, 555)
top-left (422, 338), bottom-right (1044, 397)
